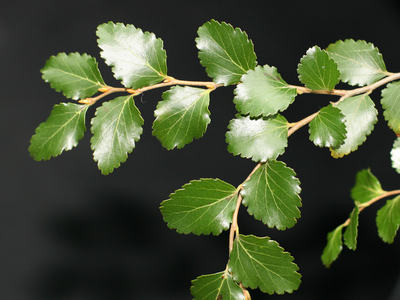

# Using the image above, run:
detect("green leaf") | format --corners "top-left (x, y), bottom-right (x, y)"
top-left (309, 104), bottom-right (346, 148)
top-left (330, 94), bottom-right (378, 158)
top-left (152, 86), bottom-right (211, 150)
top-left (350, 169), bottom-right (384, 205)
top-left (241, 160), bottom-right (301, 230)
top-left (391, 138), bottom-right (400, 174)
top-left (376, 195), bottom-right (400, 243)
top-left (191, 271), bottom-right (246, 300)
top-left (29, 103), bottom-right (88, 160)
top-left (41, 52), bottom-right (105, 100)
top-left (381, 81), bottom-right (400, 134)
top-left (160, 179), bottom-right (237, 235)
top-left (321, 225), bottom-right (344, 267)
top-left (226, 114), bottom-right (289, 162)
top-left (326, 39), bottom-right (388, 86)
top-left (196, 20), bottom-right (257, 86)
top-left (91, 95), bottom-right (143, 175)
top-left (97, 22), bottom-right (168, 89)
top-left (297, 46), bottom-right (340, 90)
top-left (229, 234), bottom-right (301, 295)
top-left (343, 206), bottom-right (359, 250)
top-left (233, 65), bottom-right (297, 117)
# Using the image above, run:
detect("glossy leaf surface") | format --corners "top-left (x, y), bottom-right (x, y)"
top-left (196, 20), bottom-right (257, 86)
top-left (391, 138), bottom-right (400, 174)
top-left (309, 104), bottom-right (346, 148)
top-left (191, 271), bottom-right (245, 300)
top-left (343, 206), bottom-right (359, 250)
top-left (241, 160), bottom-right (301, 230)
top-left (322, 225), bottom-right (343, 267)
top-left (381, 81), bottom-right (400, 134)
top-left (41, 52), bottom-right (105, 100)
top-left (226, 114), bottom-right (289, 162)
top-left (160, 179), bottom-right (237, 235)
top-left (326, 39), bottom-right (387, 86)
top-left (29, 103), bottom-right (88, 160)
top-left (234, 65), bottom-right (297, 117)
top-left (91, 95), bottom-right (143, 175)
top-left (376, 196), bottom-right (400, 243)
top-left (330, 94), bottom-right (378, 158)
top-left (153, 86), bottom-right (211, 149)
top-left (229, 234), bottom-right (301, 295)
top-left (297, 46), bottom-right (340, 90)
top-left (97, 22), bottom-right (167, 89)
top-left (350, 169), bottom-right (384, 204)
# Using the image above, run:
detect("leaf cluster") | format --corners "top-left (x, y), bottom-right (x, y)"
top-left (30, 19), bottom-right (400, 298)
top-left (322, 168), bottom-right (400, 267)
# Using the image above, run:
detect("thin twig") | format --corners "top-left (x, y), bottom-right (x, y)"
top-left (342, 189), bottom-right (400, 227)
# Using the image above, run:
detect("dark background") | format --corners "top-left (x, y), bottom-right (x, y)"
top-left (1, 0), bottom-right (400, 299)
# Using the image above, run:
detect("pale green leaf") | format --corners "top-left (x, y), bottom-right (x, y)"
top-left (330, 94), bottom-right (378, 158)
top-left (29, 103), bottom-right (88, 160)
top-left (233, 65), bottom-right (297, 117)
top-left (297, 46), bottom-right (340, 90)
top-left (191, 271), bottom-right (246, 300)
top-left (152, 86), bottom-right (211, 150)
top-left (381, 81), bottom-right (400, 134)
top-left (326, 39), bottom-right (388, 86)
top-left (343, 206), bottom-right (359, 250)
top-left (391, 138), bottom-right (400, 174)
top-left (226, 114), bottom-right (289, 162)
top-left (321, 225), bottom-right (344, 267)
top-left (376, 195), bottom-right (400, 243)
top-left (196, 19), bottom-right (257, 86)
top-left (160, 179), bottom-right (237, 235)
top-left (241, 160), bottom-right (301, 230)
top-left (229, 234), bottom-right (301, 295)
top-left (41, 52), bottom-right (105, 100)
top-left (309, 104), bottom-right (346, 148)
top-left (350, 169), bottom-right (384, 205)
top-left (91, 95), bottom-right (143, 175)
top-left (97, 22), bottom-right (168, 89)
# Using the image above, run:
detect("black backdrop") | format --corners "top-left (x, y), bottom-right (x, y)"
top-left (2, 0), bottom-right (400, 299)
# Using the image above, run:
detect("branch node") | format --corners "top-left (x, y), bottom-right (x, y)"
top-left (98, 86), bottom-right (111, 93)
top-left (126, 88), bottom-right (137, 94)
top-left (78, 98), bottom-right (94, 104)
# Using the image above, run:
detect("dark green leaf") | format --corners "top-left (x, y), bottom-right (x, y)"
top-left (229, 234), bottom-right (301, 295)
top-left (350, 169), bottom-right (384, 205)
top-left (234, 65), bottom-right (297, 117)
top-left (91, 95), bottom-right (143, 175)
top-left (29, 103), bottom-right (88, 160)
top-left (326, 39), bottom-right (388, 86)
top-left (343, 206), bottom-right (359, 250)
top-left (381, 81), bottom-right (400, 134)
top-left (376, 195), bottom-right (400, 243)
top-left (321, 225), bottom-right (344, 267)
top-left (191, 271), bottom-right (246, 300)
top-left (196, 20), bottom-right (257, 86)
top-left (97, 22), bottom-right (168, 89)
top-left (160, 179), bottom-right (237, 235)
top-left (391, 138), bottom-right (400, 174)
top-left (297, 46), bottom-right (340, 90)
top-left (152, 86), bottom-right (211, 149)
top-left (241, 160), bottom-right (301, 230)
top-left (226, 114), bottom-right (289, 162)
top-left (330, 94), bottom-right (378, 158)
top-left (41, 52), bottom-right (105, 100)
top-left (309, 104), bottom-right (346, 148)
